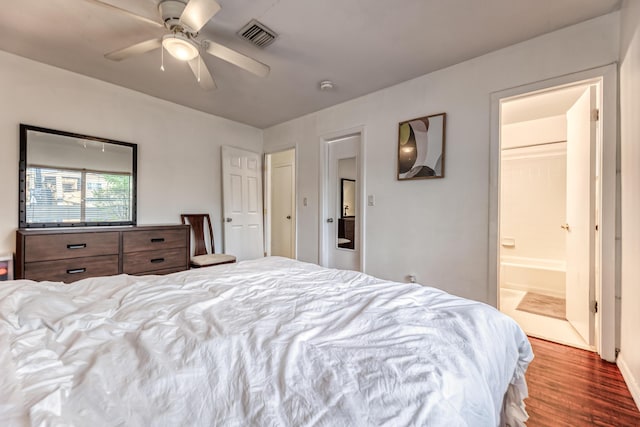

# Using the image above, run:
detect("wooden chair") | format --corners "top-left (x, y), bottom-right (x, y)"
top-left (180, 214), bottom-right (236, 268)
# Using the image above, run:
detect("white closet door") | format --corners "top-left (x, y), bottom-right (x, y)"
top-left (222, 146), bottom-right (264, 260)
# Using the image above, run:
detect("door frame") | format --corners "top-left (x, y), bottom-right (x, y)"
top-left (319, 126), bottom-right (366, 271)
top-left (489, 64), bottom-right (618, 361)
top-left (263, 146), bottom-right (297, 259)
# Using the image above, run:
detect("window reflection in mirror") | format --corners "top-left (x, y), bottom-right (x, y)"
top-left (337, 157), bottom-right (356, 250)
top-left (20, 125), bottom-right (137, 227)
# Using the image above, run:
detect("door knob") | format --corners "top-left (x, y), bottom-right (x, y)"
top-left (286, 215), bottom-right (291, 219)
top-left (327, 218), bottom-right (334, 223)
top-left (560, 223), bottom-right (570, 231)
top-left (226, 218), bottom-right (232, 223)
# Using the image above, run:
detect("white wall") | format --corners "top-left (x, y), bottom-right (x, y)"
top-left (618, 0), bottom-right (640, 409)
top-left (264, 12), bottom-right (619, 303)
top-left (338, 157), bottom-right (356, 181)
top-left (0, 51), bottom-right (262, 255)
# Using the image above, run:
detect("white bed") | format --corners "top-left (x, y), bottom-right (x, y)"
top-left (0, 257), bottom-right (532, 426)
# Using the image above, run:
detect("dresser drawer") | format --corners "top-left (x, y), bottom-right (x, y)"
top-left (24, 255), bottom-right (119, 283)
top-left (122, 228), bottom-right (187, 253)
top-left (23, 232), bottom-right (119, 262)
top-left (123, 248), bottom-right (187, 275)
top-left (138, 266), bottom-right (186, 276)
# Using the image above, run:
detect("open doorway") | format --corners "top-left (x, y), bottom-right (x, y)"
top-left (320, 133), bottom-right (362, 271)
top-left (490, 65), bottom-right (617, 361)
top-left (498, 82), bottom-right (600, 351)
top-left (264, 148), bottom-right (296, 259)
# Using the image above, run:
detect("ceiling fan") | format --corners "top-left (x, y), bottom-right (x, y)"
top-left (85, 0), bottom-right (270, 90)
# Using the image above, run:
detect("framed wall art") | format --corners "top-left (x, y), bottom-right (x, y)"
top-left (397, 112), bottom-right (446, 180)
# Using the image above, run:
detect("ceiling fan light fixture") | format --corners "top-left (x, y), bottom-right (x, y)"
top-left (162, 33), bottom-right (199, 61)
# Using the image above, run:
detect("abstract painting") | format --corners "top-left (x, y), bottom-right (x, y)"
top-left (397, 113), bottom-right (446, 180)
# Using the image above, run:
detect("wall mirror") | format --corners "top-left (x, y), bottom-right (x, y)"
top-left (341, 179), bottom-right (356, 218)
top-left (337, 157), bottom-right (356, 250)
top-left (19, 124), bottom-right (137, 228)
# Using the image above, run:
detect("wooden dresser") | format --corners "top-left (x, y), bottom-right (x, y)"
top-left (15, 225), bottom-right (190, 283)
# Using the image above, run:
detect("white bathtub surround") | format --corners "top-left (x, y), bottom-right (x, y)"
top-left (500, 288), bottom-right (590, 350)
top-left (500, 256), bottom-right (566, 298)
top-left (500, 126), bottom-right (568, 302)
top-left (500, 141), bottom-right (568, 264)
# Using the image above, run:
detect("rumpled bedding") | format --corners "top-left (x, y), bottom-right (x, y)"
top-left (0, 257), bottom-right (533, 426)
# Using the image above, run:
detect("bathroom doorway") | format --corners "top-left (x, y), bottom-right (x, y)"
top-left (319, 131), bottom-right (363, 272)
top-left (498, 81), bottom-right (603, 351)
top-left (490, 65), bottom-right (617, 361)
top-left (499, 82), bottom-right (598, 350)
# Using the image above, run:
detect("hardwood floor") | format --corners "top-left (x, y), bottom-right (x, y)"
top-left (526, 337), bottom-right (640, 426)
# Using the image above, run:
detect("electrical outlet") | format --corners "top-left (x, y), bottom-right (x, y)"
top-left (367, 194), bottom-right (375, 207)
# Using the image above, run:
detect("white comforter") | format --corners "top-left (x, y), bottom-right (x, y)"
top-left (0, 257), bottom-right (532, 426)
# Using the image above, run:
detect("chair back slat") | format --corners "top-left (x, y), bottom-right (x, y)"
top-left (181, 214), bottom-right (216, 256)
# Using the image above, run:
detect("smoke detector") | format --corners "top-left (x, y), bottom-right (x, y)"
top-left (319, 80), bottom-right (334, 91)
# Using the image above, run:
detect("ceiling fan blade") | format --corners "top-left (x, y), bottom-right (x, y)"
top-left (180, 0), bottom-right (221, 32)
top-left (105, 38), bottom-right (162, 61)
top-left (203, 41), bottom-right (270, 78)
top-left (188, 56), bottom-right (217, 90)
top-left (83, 0), bottom-right (163, 28)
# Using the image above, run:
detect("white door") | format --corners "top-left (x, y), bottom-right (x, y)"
top-left (222, 146), bottom-right (264, 260)
top-left (271, 163), bottom-right (294, 257)
top-left (325, 135), bottom-right (360, 271)
top-left (565, 86), bottom-right (597, 345)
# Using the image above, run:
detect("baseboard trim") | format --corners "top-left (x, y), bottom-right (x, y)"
top-left (617, 353), bottom-right (640, 411)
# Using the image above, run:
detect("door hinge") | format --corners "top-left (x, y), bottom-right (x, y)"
top-left (593, 301), bottom-right (598, 314)
top-left (615, 348), bottom-right (621, 358)
top-left (591, 108), bottom-right (600, 121)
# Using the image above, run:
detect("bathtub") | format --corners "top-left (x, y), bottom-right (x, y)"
top-left (499, 256), bottom-right (566, 298)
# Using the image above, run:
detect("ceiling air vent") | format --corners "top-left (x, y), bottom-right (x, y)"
top-left (237, 19), bottom-right (278, 48)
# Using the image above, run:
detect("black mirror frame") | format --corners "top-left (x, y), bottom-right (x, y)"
top-left (340, 178), bottom-right (356, 219)
top-left (19, 124), bottom-right (138, 228)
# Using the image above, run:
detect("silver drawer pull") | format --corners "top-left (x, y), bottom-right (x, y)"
top-left (67, 268), bottom-right (86, 274)
top-left (67, 243), bottom-right (87, 249)
top-left (150, 238), bottom-right (165, 243)
top-left (150, 258), bottom-right (165, 264)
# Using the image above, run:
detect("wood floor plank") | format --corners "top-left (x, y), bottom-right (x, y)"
top-left (525, 337), bottom-right (640, 426)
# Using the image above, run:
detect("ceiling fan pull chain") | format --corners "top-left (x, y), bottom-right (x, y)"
top-left (198, 58), bottom-right (201, 82)
top-left (160, 46), bottom-right (165, 72)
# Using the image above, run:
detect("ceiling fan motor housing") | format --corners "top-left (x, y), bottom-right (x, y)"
top-left (158, 0), bottom-right (190, 32)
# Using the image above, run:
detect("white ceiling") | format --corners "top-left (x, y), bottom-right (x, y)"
top-left (502, 84), bottom-right (591, 125)
top-left (0, 0), bottom-right (620, 128)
